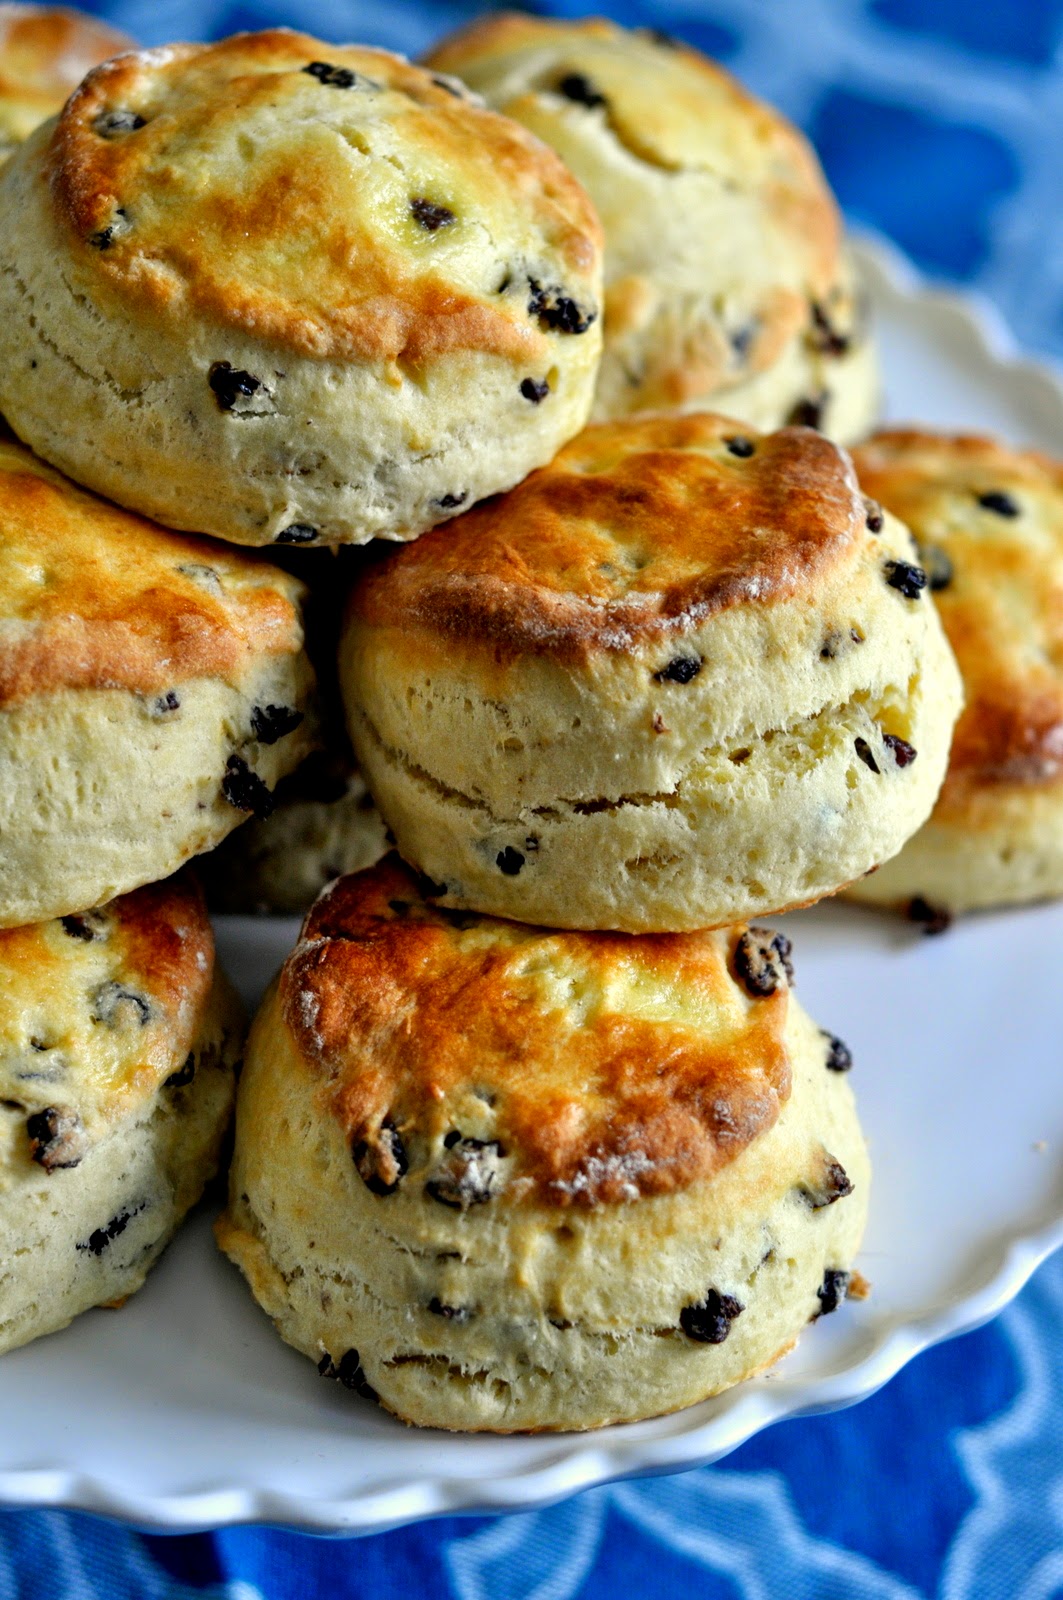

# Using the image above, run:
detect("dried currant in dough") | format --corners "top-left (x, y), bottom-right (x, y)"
top-left (732, 929), bottom-right (793, 998)
top-left (208, 361), bottom-right (262, 411)
top-left (798, 1155), bottom-right (853, 1210)
top-left (884, 559), bottom-right (927, 600)
top-left (27, 1106), bottom-right (85, 1171)
top-left (816, 1269), bottom-right (851, 1316)
top-left (90, 981), bottom-right (151, 1027)
top-left (556, 72), bottom-right (608, 110)
top-left (410, 198), bottom-right (456, 231)
top-left (977, 489), bottom-right (1020, 518)
top-left (426, 1135), bottom-right (503, 1208)
top-left (653, 655), bottom-right (702, 684)
top-left (250, 704), bottom-right (304, 745)
top-left (221, 755), bottom-right (274, 819)
top-left (822, 1032), bottom-right (853, 1073)
top-left (352, 1119), bottom-right (408, 1196)
top-left (317, 1348), bottom-right (377, 1398)
top-left (680, 1289), bottom-right (744, 1344)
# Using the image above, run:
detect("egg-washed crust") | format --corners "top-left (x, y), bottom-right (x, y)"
top-left (0, 438), bottom-right (307, 706)
top-left (280, 856), bottom-right (792, 1207)
top-left (425, 11), bottom-right (837, 279)
top-left (350, 414), bottom-right (866, 662)
top-left (47, 28), bottom-right (602, 366)
top-left (425, 12), bottom-right (842, 381)
top-left (852, 429), bottom-right (1063, 807)
top-left (0, 872), bottom-right (215, 1133)
top-left (0, 5), bottom-right (132, 147)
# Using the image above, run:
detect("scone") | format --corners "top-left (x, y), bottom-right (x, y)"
top-left (0, 872), bottom-right (242, 1355)
top-left (848, 430), bottom-right (1063, 916)
top-left (0, 4), bottom-right (131, 157)
top-left (341, 414), bottom-right (963, 932)
top-left (0, 437), bottom-right (316, 928)
top-left (217, 857), bottom-right (869, 1433)
top-left (0, 28), bottom-right (603, 547)
top-left (425, 13), bottom-right (877, 439)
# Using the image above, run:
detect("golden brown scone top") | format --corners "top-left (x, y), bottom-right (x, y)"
top-left (852, 429), bottom-right (1063, 802)
top-left (0, 874), bottom-right (223, 1160)
top-left (428, 12), bottom-right (837, 274)
top-left (426, 13), bottom-right (844, 402)
top-left (46, 28), bottom-right (602, 365)
top-left (281, 856), bottom-right (794, 1208)
top-left (350, 413), bottom-right (867, 660)
top-left (0, 4), bottom-right (132, 151)
top-left (0, 437), bottom-right (308, 705)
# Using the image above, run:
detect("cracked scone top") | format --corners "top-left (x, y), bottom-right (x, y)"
top-left (0, 872), bottom-right (243, 1354)
top-left (217, 856), bottom-right (869, 1432)
top-left (0, 27), bottom-right (603, 546)
top-left (848, 430), bottom-right (1063, 915)
top-left (425, 13), bottom-right (877, 438)
top-left (0, 5), bottom-right (132, 155)
top-left (0, 436), bottom-right (315, 927)
top-left (341, 413), bottom-right (964, 932)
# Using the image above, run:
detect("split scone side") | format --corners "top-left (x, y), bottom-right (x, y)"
top-left (341, 413), bottom-right (963, 932)
top-left (848, 429), bottom-right (1063, 916)
top-left (217, 857), bottom-right (869, 1433)
top-left (425, 13), bottom-right (878, 439)
top-left (0, 28), bottom-right (603, 547)
top-left (0, 437), bottom-right (316, 928)
top-left (0, 4), bottom-right (132, 157)
top-left (0, 873), bottom-right (242, 1356)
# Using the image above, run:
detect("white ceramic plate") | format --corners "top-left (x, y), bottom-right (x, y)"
top-left (2, 236), bottom-right (1062, 1535)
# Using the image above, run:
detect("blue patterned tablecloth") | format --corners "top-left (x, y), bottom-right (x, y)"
top-left (5, 1), bottom-right (1063, 1594)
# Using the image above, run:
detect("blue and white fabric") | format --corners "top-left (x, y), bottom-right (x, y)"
top-left (3, 0), bottom-right (1063, 1593)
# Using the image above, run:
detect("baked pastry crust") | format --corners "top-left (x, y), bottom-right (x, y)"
top-left (353, 413), bottom-right (869, 657)
top-left (0, 438), bottom-right (307, 704)
top-left (425, 13), bottom-right (878, 437)
top-left (283, 857), bottom-right (793, 1205)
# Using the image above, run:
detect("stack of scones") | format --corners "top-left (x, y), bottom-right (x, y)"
top-left (0, 7), bottom-right (1057, 1433)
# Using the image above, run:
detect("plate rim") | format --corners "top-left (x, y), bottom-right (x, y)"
top-left (4, 233), bottom-right (1063, 1536)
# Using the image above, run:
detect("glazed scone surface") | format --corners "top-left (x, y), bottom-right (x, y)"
top-left (0, 873), bottom-right (242, 1354)
top-left (848, 430), bottom-right (1063, 913)
top-left (342, 413), bottom-right (963, 931)
top-left (0, 437), bottom-right (316, 927)
top-left (425, 13), bottom-right (877, 439)
top-left (0, 27), bottom-right (603, 546)
top-left (217, 857), bottom-right (869, 1432)
top-left (0, 4), bottom-right (131, 155)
